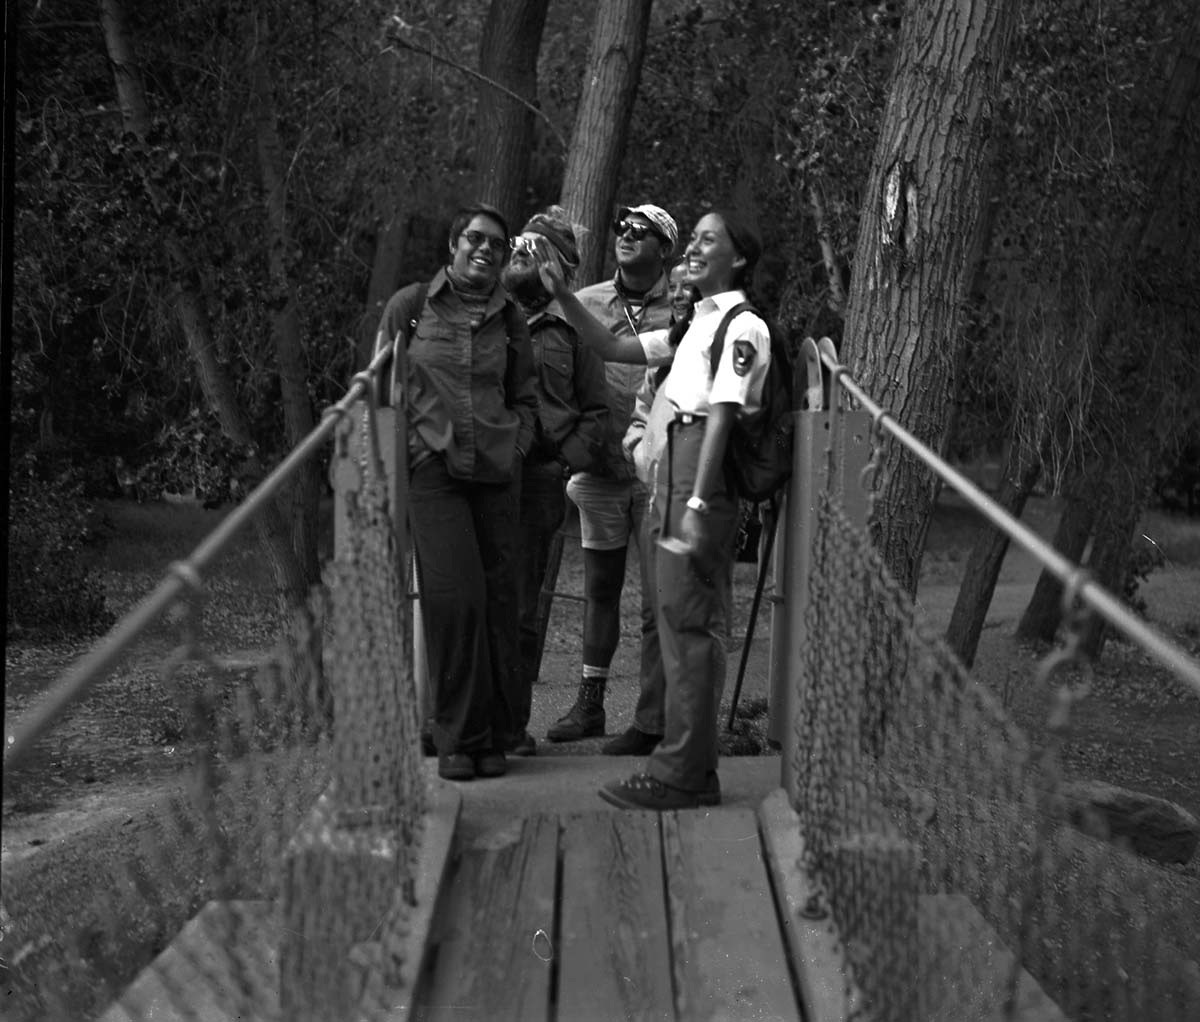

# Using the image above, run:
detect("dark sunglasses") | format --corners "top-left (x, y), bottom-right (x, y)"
top-left (612, 219), bottom-right (658, 242)
top-left (460, 230), bottom-right (510, 255)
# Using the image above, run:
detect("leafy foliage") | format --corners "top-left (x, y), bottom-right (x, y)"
top-left (7, 451), bottom-right (115, 639)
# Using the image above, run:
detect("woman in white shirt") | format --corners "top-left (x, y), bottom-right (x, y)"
top-left (536, 210), bottom-right (770, 811)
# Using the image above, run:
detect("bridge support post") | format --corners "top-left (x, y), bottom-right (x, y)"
top-left (283, 357), bottom-right (423, 1019)
top-left (775, 339), bottom-right (872, 799)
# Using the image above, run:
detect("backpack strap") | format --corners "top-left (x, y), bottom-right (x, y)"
top-left (708, 301), bottom-right (757, 378)
top-left (380, 281), bottom-right (429, 405)
top-left (399, 281), bottom-right (430, 346)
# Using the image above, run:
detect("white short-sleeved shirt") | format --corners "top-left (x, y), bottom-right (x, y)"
top-left (638, 290), bottom-right (770, 417)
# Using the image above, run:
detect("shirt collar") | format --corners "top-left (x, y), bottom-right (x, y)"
top-left (528, 299), bottom-right (567, 328)
top-left (611, 269), bottom-right (670, 302)
top-left (431, 266), bottom-right (511, 316)
top-left (695, 288), bottom-right (749, 315)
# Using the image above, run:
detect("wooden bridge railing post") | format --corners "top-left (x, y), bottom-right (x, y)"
top-left (773, 338), bottom-right (872, 800)
top-left (281, 344), bottom-right (417, 1020)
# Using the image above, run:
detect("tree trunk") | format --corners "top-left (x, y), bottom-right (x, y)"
top-left (99, 0), bottom-right (149, 137)
top-left (251, 47), bottom-right (320, 585)
top-left (1078, 471), bottom-right (1146, 659)
top-left (1016, 490), bottom-right (1096, 644)
top-left (840, 0), bottom-right (1019, 594)
top-left (944, 455), bottom-right (1042, 667)
top-left (357, 209), bottom-right (411, 369)
top-left (1015, 10), bottom-right (1200, 651)
top-left (473, 0), bottom-right (552, 227)
top-left (559, 0), bottom-right (654, 285)
top-left (99, 0), bottom-right (310, 612)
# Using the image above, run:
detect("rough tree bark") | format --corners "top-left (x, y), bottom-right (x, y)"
top-left (473, 0), bottom-right (551, 227)
top-left (99, 0), bottom-right (309, 612)
top-left (559, 0), bottom-right (654, 285)
top-left (251, 41), bottom-right (320, 585)
top-left (840, 0), bottom-right (1020, 595)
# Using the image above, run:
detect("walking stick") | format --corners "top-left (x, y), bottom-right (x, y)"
top-left (727, 495), bottom-right (779, 730)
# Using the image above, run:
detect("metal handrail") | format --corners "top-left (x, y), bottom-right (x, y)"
top-left (813, 339), bottom-right (1200, 697)
top-left (3, 345), bottom-right (395, 772)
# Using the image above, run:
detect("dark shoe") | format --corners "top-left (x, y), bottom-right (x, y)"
top-left (438, 753), bottom-right (475, 781)
top-left (474, 750), bottom-right (507, 778)
top-left (547, 681), bottom-right (606, 741)
top-left (598, 772), bottom-right (704, 812)
top-left (698, 771), bottom-right (722, 807)
top-left (508, 731), bottom-right (537, 757)
top-left (602, 726), bottom-right (663, 756)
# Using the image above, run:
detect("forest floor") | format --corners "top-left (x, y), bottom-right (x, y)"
top-left (3, 493), bottom-right (1200, 1010)
top-left (4, 492), bottom-right (1200, 841)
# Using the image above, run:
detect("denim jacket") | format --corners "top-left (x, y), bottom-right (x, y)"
top-left (526, 303), bottom-right (609, 473)
top-left (376, 269), bottom-right (537, 483)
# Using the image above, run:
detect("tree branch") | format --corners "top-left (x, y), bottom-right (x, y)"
top-left (382, 29), bottom-right (567, 152)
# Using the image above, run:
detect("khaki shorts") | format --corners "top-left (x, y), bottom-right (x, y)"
top-left (566, 473), bottom-right (648, 551)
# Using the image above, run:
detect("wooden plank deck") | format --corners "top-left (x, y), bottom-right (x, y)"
top-left (416, 806), bottom-right (804, 1022)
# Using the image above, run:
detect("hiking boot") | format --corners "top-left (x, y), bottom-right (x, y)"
top-left (598, 772), bottom-right (702, 812)
top-left (546, 681), bottom-right (606, 742)
top-left (474, 750), bottom-right (507, 778)
top-left (602, 726), bottom-right (663, 756)
top-left (438, 753), bottom-right (475, 781)
top-left (508, 731), bottom-right (537, 757)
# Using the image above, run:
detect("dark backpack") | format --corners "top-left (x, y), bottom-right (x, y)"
top-left (708, 302), bottom-right (794, 503)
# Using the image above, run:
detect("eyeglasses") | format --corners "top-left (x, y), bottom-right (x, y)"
top-left (612, 219), bottom-right (657, 242)
top-left (460, 230), bottom-right (510, 255)
top-left (510, 234), bottom-right (537, 255)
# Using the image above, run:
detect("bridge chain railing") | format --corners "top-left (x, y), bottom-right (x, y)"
top-left (3, 343), bottom-right (428, 1022)
top-left (780, 337), bottom-right (1200, 1021)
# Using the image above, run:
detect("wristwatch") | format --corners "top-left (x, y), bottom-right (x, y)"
top-left (686, 495), bottom-right (709, 515)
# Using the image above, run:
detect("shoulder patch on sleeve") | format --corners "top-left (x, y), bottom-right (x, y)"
top-left (732, 340), bottom-right (756, 377)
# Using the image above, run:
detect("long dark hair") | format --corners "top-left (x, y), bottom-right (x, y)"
top-left (711, 208), bottom-right (762, 294)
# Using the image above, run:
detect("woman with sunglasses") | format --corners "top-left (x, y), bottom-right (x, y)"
top-left (374, 202), bottom-right (538, 782)
top-left (535, 209), bottom-right (770, 811)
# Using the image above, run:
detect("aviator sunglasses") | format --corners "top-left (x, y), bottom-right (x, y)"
top-left (612, 219), bottom-right (659, 242)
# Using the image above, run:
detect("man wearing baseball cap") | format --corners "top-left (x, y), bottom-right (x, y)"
top-left (546, 202), bottom-right (680, 756)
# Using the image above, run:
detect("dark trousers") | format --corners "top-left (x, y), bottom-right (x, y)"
top-left (634, 497), bottom-right (666, 735)
top-left (515, 462), bottom-right (567, 733)
top-left (409, 457), bottom-right (521, 755)
top-left (647, 419), bottom-right (737, 791)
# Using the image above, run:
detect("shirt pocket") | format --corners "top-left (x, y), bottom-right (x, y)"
top-left (541, 337), bottom-right (573, 384)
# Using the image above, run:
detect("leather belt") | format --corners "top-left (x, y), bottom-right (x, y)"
top-left (674, 412), bottom-right (706, 425)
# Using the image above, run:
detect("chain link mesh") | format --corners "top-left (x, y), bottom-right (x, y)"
top-left (792, 489), bottom-right (1200, 1021)
top-left (3, 400), bottom-right (425, 1022)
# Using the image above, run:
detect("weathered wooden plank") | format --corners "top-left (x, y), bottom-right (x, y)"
top-left (757, 788), bottom-right (857, 1022)
top-left (664, 808), bottom-right (802, 1022)
top-left (917, 894), bottom-right (1066, 1022)
top-left (418, 813), bottom-right (558, 1022)
top-left (98, 900), bottom-right (279, 1022)
top-left (557, 811), bottom-right (675, 1022)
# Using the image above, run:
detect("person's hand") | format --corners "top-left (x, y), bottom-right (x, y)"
top-left (532, 236), bottom-right (569, 298)
top-left (679, 506), bottom-right (706, 552)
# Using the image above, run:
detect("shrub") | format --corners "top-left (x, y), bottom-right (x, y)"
top-left (7, 452), bottom-right (114, 638)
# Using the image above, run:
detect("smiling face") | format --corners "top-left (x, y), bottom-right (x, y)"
top-left (449, 213), bottom-right (509, 289)
top-left (683, 213), bottom-right (745, 297)
top-left (668, 263), bottom-right (693, 321)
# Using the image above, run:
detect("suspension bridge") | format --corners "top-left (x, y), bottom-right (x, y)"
top-left (5, 339), bottom-right (1200, 1022)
